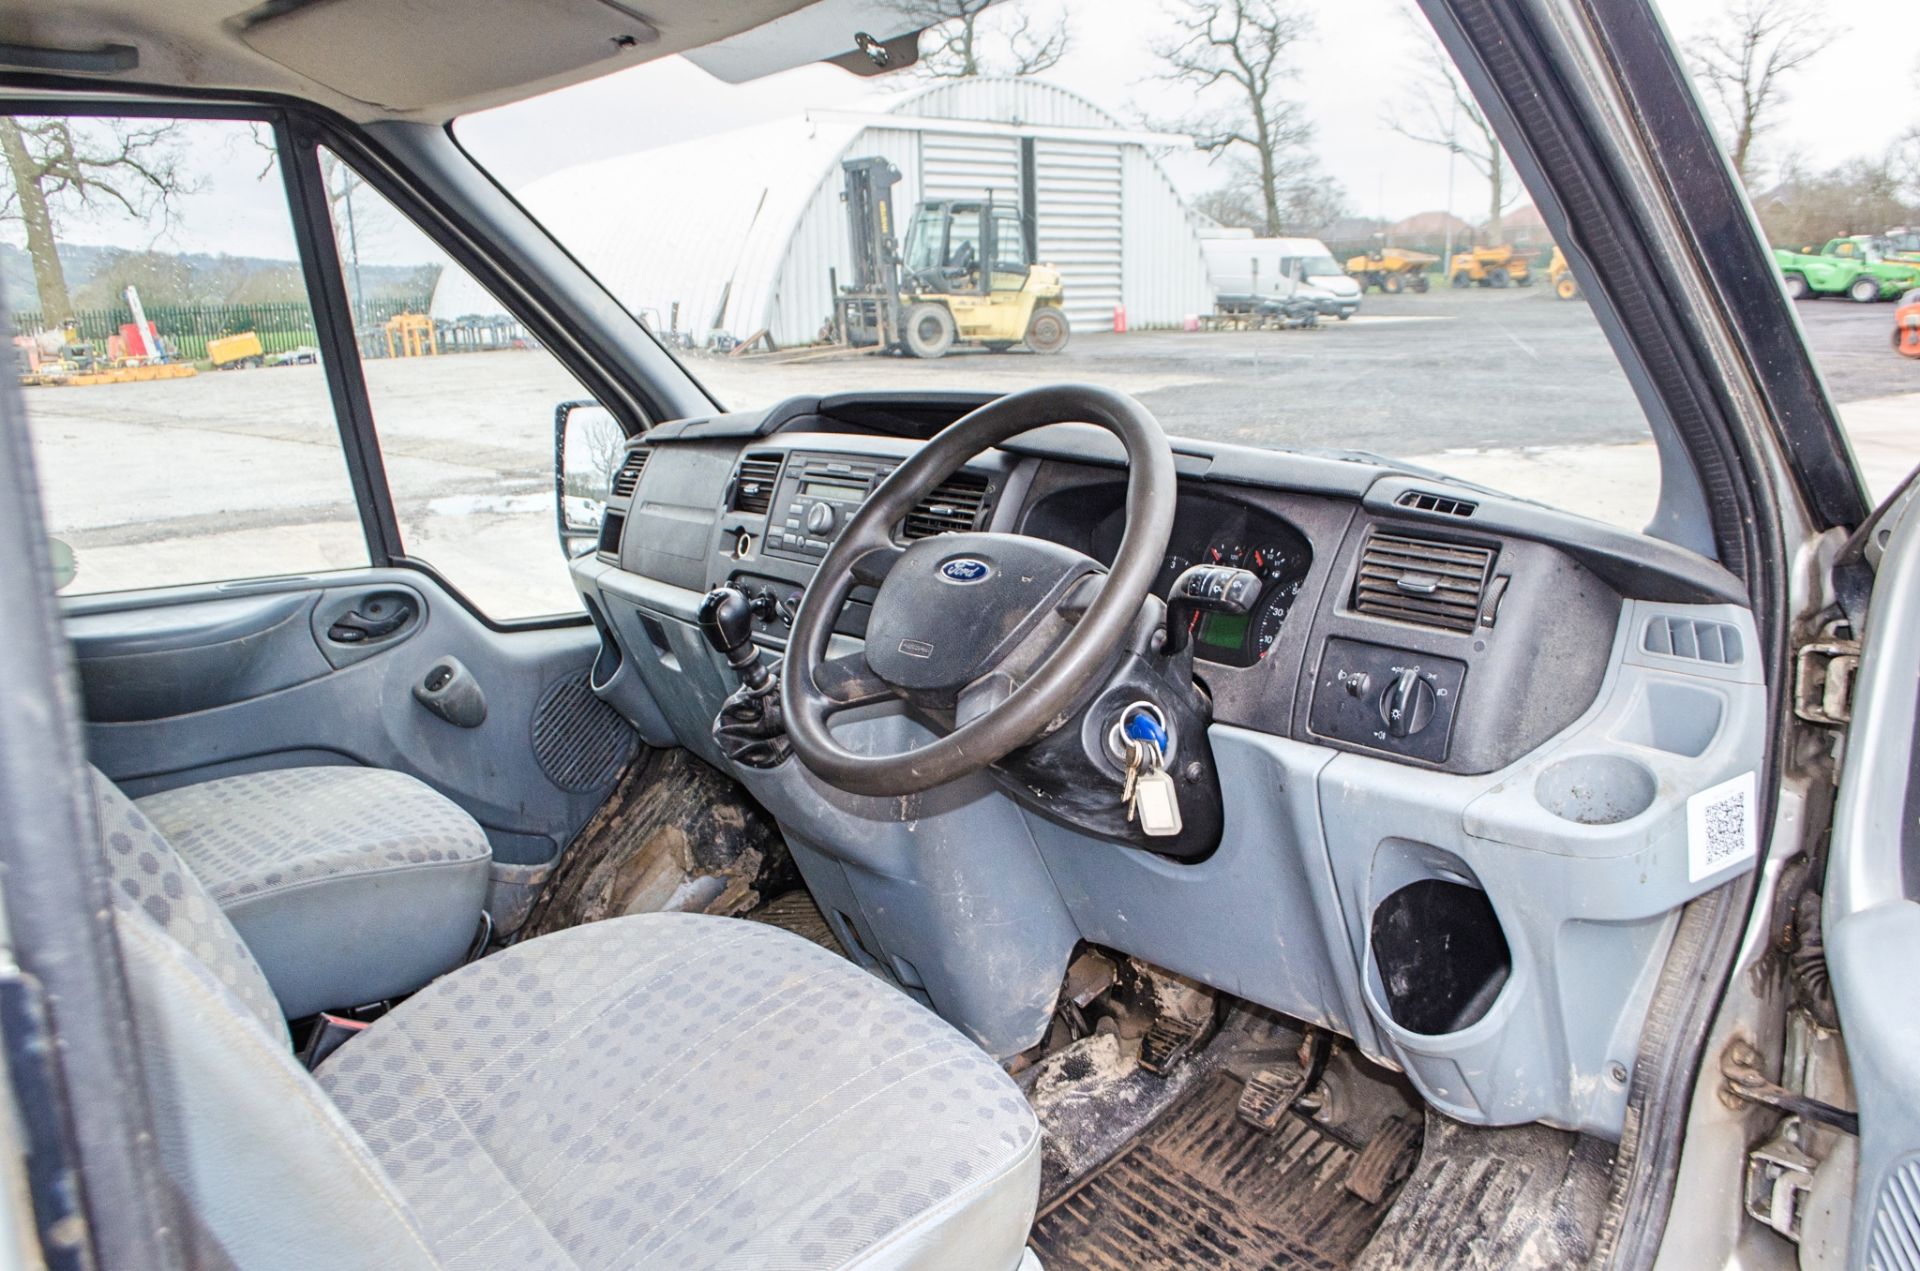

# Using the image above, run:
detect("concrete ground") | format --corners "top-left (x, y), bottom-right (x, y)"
top-left (22, 287), bottom-right (1917, 619)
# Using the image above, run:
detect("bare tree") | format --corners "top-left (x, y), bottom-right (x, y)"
top-left (1756, 152), bottom-right (1920, 247)
top-left (1192, 182), bottom-right (1263, 231)
top-left (1195, 156), bottom-right (1348, 236)
top-left (1687, 0), bottom-right (1832, 186)
top-left (1155, 0), bottom-right (1319, 238)
top-left (0, 117), bottom-right (191, 324)
top-left (1892, 127), bottom-right (1920, 208)
top-left (892, 0), bottom-right (1070, 78)
top-left (1385, 25), bottom-right (1516, 244)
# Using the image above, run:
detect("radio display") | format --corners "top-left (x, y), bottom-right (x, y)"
top-left (799, 479), bottom-right (867, 503)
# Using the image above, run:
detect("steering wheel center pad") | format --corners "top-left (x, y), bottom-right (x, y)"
top-left (864, 533), bottom-right (1103, 696)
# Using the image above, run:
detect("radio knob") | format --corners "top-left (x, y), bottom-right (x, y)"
top-left (805, 502), bottom-right (835, 535)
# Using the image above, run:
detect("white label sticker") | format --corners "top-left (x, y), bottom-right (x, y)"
top-left (1687, 771), bottom-right (1758, 882)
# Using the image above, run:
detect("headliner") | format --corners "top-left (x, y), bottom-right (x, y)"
top-left (0, 0), bottom-right (864, 122)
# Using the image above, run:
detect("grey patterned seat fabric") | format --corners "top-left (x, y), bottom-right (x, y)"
top-left (318, 913), bottom-right (1043, 1268)
top-left (134, 766), bottom-right (491, 1017)
top-left (94, 770), bottom-right (1042, 1269)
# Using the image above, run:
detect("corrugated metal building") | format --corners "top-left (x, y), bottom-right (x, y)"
top-left (435, 79), bottom-right (1215, 344)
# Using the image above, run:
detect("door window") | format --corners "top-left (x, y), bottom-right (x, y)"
top-left (991, 208), bottom-right (1029, 274)
top-left (316, 148), bottom-right (596, 620)
top-left (6, 115), bottom-right (367, 594)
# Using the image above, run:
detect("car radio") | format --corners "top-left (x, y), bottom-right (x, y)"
top-left (764, 452), bottom-right (897, 562)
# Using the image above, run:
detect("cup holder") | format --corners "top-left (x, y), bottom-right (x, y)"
top-left (1535, 754), bottom-right (1657, 826)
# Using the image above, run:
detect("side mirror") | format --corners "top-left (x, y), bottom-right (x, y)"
top-left (48, 537), bottom-right (76, 591)
top-left (554, 400), bottom-right (625, 560)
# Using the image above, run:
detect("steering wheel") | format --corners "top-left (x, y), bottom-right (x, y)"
top-left (781, 384), bottom-right (1176, 797)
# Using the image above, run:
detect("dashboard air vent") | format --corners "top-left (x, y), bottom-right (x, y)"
top-left (1396, 489), bottom-right (1478, 518)
top-left (730, 453), bottom-right (783, 515)
top-left (1643, 615), bottom-right (1743, 666)
top-left (904, 471), bottom-right (990, 540)
top-left (610, 448), bottom-right (650, 499)
top-left (1352, 529), bottom-right (1495, 633)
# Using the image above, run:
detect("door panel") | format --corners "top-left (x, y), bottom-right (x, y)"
top-left (1825, 479), bottom-right (1920, 1264)
top-left (69, 568), bottom-right (633, 859)
top-left (69, 591), bottom-right (331, 722)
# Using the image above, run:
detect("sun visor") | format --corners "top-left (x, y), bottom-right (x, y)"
top-left (681, 0), bottom-right (944, 83)
top-left (237, 0), bottom-right (664, 111)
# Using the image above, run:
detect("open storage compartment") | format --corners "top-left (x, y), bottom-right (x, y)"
top-left (484, 830), bottom-right (560, 937)
top-left (1369, 878), bottom-right (1511, 1036)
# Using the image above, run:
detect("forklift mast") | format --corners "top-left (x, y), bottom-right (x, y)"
top-left (839, 156), bottom-right (905, 348)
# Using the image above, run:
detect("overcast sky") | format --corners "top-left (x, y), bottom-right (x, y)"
top-left (12, 0), bottom-right (1917, 261)
top-left (460, 0), bottom-right (1920, 228)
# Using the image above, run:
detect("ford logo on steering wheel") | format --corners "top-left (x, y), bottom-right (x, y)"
top-left (939, 557), bottom-right (991, 584)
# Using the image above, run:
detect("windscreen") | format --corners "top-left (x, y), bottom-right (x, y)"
top-left (455, 0), bottom-right (1910, 531)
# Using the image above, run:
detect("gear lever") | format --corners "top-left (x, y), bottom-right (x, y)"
top-left (698, 584), bottom-right (770, 691)
top-left (700, 585), bottom-right (789, 768)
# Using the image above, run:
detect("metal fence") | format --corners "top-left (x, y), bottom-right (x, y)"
top-left (9, 295), bottom-right (485, 361)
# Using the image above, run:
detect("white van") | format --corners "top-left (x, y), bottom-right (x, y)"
top-left (1200, 236), bottom-right (1362, 319)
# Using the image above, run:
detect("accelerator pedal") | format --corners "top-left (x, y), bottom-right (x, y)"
top-left (1344, 1116), bottom-right (1420, 1204)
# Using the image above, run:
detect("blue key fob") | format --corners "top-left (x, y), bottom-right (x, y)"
top-left (1123, 710), bottom-right (1168, 753)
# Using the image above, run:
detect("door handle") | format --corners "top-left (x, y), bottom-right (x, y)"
top-left (326, 596), bottom-right (414, 644)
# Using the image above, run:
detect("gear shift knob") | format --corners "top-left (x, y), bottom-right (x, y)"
top-left (699, 585), bottom-right (769, 690)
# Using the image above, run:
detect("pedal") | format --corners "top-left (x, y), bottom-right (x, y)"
top-left (1344, 1116), bottom-right (1420, 1204)
top-left (1237, 1065), bottom-right (1309, 1132)
top-left (1139, 1014), bottom-right (1209, 1074)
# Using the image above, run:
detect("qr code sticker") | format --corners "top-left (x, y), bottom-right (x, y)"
top-left (1688, 771), bottom-right (1758, 882)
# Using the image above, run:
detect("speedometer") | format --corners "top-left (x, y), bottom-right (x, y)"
top-left (1253, 578), bottom-right (1304, 659)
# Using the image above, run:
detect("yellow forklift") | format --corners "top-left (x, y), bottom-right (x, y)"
top-left (836, 157), bottom-right (1069, 359)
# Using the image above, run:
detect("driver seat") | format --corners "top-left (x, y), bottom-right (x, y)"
top-left (93, 771), bottom-right (1043, 1269)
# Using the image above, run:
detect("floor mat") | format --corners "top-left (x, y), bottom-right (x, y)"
top-left (1030, 1073), bottom-right (1395, 1270)
top-left (746, 890), bottom-right (846, 956)
top-left (1352, 1112), bottom-right (1612, 1271)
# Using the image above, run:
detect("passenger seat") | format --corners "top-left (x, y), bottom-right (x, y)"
top-left (128, 766), bottom-right (491, 1018)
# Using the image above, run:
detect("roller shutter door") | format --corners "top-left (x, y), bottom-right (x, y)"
top-left (1034, 140), bottom-right (1122, 333)
top-left (921, 133), bottom-right (1021, 202)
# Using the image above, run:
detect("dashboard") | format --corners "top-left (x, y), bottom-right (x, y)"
top-left (592, 398), bottom-right (1742, 775)
top-left (568, 390), bottom-right (1767, 1143)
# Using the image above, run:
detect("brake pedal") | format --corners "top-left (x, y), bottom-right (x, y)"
top-left (1139, 1014), bottom-right (1210, 1074)
top-left (1344, 1116), bottom-right (1420, 1204)
top-left (1238, 1065), bottom-right (1310, 1131)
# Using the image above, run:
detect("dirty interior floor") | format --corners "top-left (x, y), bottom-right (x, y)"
top-left (1351, 1112), bottom-right (1613, 1271)
top-left (1029, 1072), bottom-right (1399, 1270)
top-left (746, 889), bottom-right (846, 956)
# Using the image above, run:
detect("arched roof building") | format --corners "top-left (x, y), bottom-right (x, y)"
top-left (436, 78), bottom-right (1216, 346)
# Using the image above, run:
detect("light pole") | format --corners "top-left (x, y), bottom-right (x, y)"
top-left (1442, 98), bottom-right (1459, 281)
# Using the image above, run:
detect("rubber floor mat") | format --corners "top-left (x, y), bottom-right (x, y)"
top-left (1030, 1073), bottom-right (1394, 1270)
top-left (746, 890), bottom-right (846, 956)
top-left (1352, 1112), bottom-right (1611, 1271)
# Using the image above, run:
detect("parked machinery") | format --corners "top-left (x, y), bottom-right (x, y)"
top-left (207, 332), bottom-right (266, 369)
top-left (1896, 289), bottom-right (1920, 359)
top-left (1448, 245), bottom-right (1534, 288)
top-left (834, 157), bottom-right (1068, 359)
top-left (1548, 247), bottom-right (1580, 300)
top-left (1346, 247), bottom-right (1436, 294)
top-left (1773, 242), bottom-right (1920, 303)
